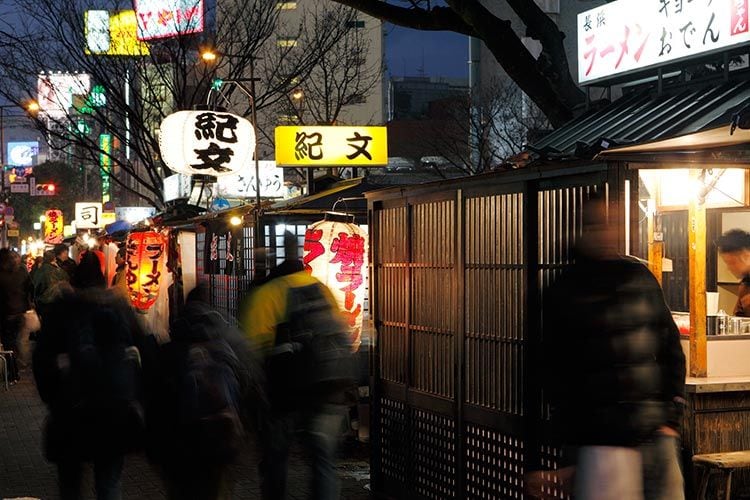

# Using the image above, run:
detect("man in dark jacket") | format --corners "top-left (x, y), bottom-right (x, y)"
top-left (543, 193), bottom-right (686, 500)
top-left (717, 229), bottom-right (750, 316)
top-left (54, 243), bottom-right (77, 280)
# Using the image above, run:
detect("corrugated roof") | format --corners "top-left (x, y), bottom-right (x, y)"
top-left (532, 78), bottom-right (750, 156)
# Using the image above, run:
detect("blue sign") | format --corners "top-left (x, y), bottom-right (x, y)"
top-left (210, 197), bottom-right (230, 212)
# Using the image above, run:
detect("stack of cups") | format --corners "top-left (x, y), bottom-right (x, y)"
top-left (707, 292), bottom-right (720, 335)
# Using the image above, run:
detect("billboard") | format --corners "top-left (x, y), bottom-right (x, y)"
top-left (578, 0), bottom-right (750, 84)
top-left (37, 73), bottom-right (91, 120)
top-left (134, 0), bottom-right (204, 40)
top-left (7, 141), bottom-right (38, 167)
top-left (85, 10), bottom-right (150, 56)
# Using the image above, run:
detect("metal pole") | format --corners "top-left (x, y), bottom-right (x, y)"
top-left (249, 61), bottom-right (265, 279)
top-left (1, 107), bottom-right (6, 249)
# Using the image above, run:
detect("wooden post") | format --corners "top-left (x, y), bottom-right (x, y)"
top-left (688, 170), bottom-right (707, 377)
top-left (648, 210), bottom-right (664, 285)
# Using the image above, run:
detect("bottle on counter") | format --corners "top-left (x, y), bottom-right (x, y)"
top-left (717, 309), bottom-right (728, 335)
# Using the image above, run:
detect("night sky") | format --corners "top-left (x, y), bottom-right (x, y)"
top-left (385, 24), bottom-right (468, 79)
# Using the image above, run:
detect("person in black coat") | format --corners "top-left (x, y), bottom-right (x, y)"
top-left (145, 283), bottom-right (265, 500)
top-left (542, 193), bottom-right (686, 500)
top-left (33, 252), bottom-right (146, 500)
top-left (0, 248), bottom-right (32, 381)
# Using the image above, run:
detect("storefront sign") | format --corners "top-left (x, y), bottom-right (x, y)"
top-left (125, 230), bottom-right (165, 310)
top-left (164, 173), bottom-right (192, 202)
top-left (43, 209), bottom-right (64, 244)
top-left (215, 161), bottom-right (284, 198)
top-left (159, 110), bottom-right (256, 177)
top-left (275, 126), bottom-right (387, 167)
top-left (303, 215), bottom-right (368, 350)
top-left (100, 134), bottom-right (111, 203)
top-left (75, 202), bottom-right (103, 229)
top-left (578, 0), bottom-right (750, 84)
top-left (115, 206), bottom-right (156, 224)
top-left (7, 141), bottom-right (38, 167)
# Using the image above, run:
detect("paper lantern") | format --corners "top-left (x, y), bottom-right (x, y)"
top-left (125, 231), bottom-right (165, 311)
top-left (303, 213), bottom-right (368, 350)
top-left (43, 209), bottom-right (64, 244)
top-left (159, 110), bottom-right (256, 177)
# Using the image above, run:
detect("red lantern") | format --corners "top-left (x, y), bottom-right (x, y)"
top-left (303, 213), bottom-right (368, 350)
top-left (125, 231), bottom-right (165, 311)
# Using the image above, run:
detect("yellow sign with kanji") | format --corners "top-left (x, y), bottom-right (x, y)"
top-left (275, 126), bottom-right (387, 167)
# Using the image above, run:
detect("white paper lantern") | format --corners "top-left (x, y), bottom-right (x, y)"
top-left (303, 213), bottom-right (368, 351)
top-left (159, 110), bottom-right (256, 177)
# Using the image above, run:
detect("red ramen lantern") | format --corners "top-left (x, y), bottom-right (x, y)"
top-left (303, 212), bottom-right (368, 350)
top-left (125, 231), bottom-right (165, 311)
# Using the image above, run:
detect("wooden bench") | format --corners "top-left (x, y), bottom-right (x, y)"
top-left (693, 451), bottom-right (750, 500)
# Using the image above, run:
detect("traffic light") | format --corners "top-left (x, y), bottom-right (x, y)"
top-left (36, 183), bottom-right (56, 196)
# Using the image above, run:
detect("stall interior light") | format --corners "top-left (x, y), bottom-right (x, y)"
top-left (640, 168), bottom-right (746, 209)
top-left (230, 216), bottom-right (242, 226)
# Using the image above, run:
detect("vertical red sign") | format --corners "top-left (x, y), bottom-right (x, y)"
top-left (732, 0), bottom-right (749, 35)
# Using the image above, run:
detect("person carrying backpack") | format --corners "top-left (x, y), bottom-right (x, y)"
top-left (32, 252), bottom-right (146, 500)
top-left (240, 232), bottom-right (355, 500)
top-left (146, 284), bottom-right (265, 500)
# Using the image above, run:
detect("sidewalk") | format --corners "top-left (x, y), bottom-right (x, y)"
top-left (0, 372), bottom-right (371, 499)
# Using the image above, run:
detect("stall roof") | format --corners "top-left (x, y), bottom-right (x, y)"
top-left (531, 77), bottom-right (750, 158)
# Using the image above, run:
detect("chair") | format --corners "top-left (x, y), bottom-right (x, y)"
top-left (0, 343), bottom-right (9, 390)
top-left (693, 451), bottom-right (750, 500)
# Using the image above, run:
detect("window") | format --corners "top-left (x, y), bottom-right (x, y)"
top-left (276, 1), bottom-right (297, 9)
top-left (346, 20), bottom-right (365, 29)
top-left (277, 37), bottom-right (298, 48)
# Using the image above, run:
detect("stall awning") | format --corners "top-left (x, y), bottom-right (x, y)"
top-left (596, 125), bottom-right (750, 163)
top-left (530, 77), bottom-right (750, 160)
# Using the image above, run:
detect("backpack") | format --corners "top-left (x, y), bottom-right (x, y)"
top-left (267, 282), bottom-right (355, 410)
top-left (63, 299), bottom-right (145, 451)
top-left (176, 339), bottom-right (244, 462)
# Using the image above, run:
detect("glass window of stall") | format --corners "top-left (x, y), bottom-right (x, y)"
top-left (636, 168), bottom-right (748, 325)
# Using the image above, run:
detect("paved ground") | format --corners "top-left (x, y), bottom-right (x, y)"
top-left (0, 370), bottom-right (371, 499)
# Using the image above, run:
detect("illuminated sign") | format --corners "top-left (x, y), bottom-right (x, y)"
top-left (134, 0), bottom-right (204, 40)
top-left (84, 10), bottom-right (150, 56)
top-left (44, 209), bottom-right (64, 245)
top-left (215, 161), bottom-right (284, 198)
top-left (99, 134), bottom-right (111, 203)
top-left (275, 126), bottom-right (387, 167)
top-left (578, 0), bottom-right (750, 84)
top-left (37, 73), bottom-right (91, 120)
top-left (7, 141), bottom-right (38, 167)
top-left (75, 202), bottom-right (103, 229)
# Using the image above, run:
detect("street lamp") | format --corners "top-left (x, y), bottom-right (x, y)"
top-left (201, 48), bottom-right (267, 279)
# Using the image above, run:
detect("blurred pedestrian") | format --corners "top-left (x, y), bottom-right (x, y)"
top-left (110, 247), bottom-right (129, 299)
top-left (32, 250), bottom-right (69, 322)
top-left (146, 284), bottom-right (264, 500)
top-left (0, 248), bottom-right (32, 382)
top-left (54, 242), bottom-right (77, 280)
top-left (240, 231), bottom-right (355, 500)
top-left (542, 193), bottom-right (686, 500)
top-left (717, 229), bottom-right (750, 317)
top-left (32, 252), bottom-right (146, 500)
top-left (29, 255), bottom-right (44, 282)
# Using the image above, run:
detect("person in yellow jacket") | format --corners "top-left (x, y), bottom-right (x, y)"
top-left (241, 232), bottom-right (354, 500)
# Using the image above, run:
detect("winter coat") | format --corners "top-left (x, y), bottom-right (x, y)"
top-left (144, 300), bottom-right (266, 464)
top-left (0, 267), bottom-right (32, 316)
top-left (543, 255), bottom-right (686, 447)
top-left (32, 262), bottom-right (69, 307)
top-left (32, 287), bottom-right (146, 462)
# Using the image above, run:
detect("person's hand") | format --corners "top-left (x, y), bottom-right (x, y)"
top-left (658, 425), bottom-right (680, 437)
